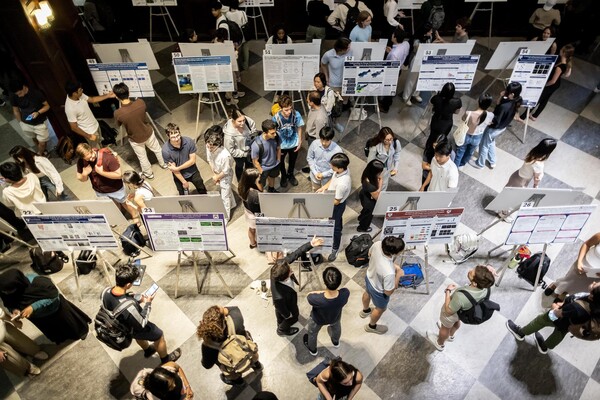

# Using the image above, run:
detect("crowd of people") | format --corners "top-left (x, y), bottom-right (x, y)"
top-left (1, 0), bottom-right (599, 399)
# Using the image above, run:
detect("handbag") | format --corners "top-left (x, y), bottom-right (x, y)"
top-left (452, 111), bottom-right (470, 147)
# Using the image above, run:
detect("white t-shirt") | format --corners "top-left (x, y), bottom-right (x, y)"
top-left (517, 160), bottom-right (544, 180)
top-left (2, 173), bottom-right (45, 215)
top-left (65, 93), bottom-right (99, 135)
top-left (207, 147), bottom-right (234, 181)
top-left (428, 158), bottom-right (459, 192)
top-left (327, 169), bottom-right (351, 203)
top-left (135, 183), bottom-right (154, 202)
top-left (367, 241), bottom-right (396, 293)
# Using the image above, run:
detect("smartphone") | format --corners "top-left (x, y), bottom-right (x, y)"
top-left (25, 114), bottom-right (34, 121)
top-left (133, 264), bottom-right (146, 286)
top-left (548, 310), bottom-right (558, 322)
top-left (144, 283), bottom-right (159, 297)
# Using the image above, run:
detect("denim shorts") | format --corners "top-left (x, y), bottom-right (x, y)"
top-left (365, 275), bottom-right (390, 309)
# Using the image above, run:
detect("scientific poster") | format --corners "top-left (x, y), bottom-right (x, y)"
top-left (143, 213), bottom-right (228, 252)
top-left (173, 56), bottom-right (234, 93)
top-left (256, 217), bottom-right (334, 253)
top-left (241, 0), bottom-right (275, 7)
top-left (382, 208), bottom-right (464, 245)
top-left (263, 53), bottom-right (320, 91)
top-left (510, 54), bottom-right (558, 108)
top-left (342, 60), bottom-right (402, 96)
top-left (132, 0), bottom-right (178, 6)
top-left (417, 55), bottom-right (480, 92)
top-left (88, 62), bottom-right (154, 97)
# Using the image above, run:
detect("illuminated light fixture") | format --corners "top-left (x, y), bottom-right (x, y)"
top-left (39, 1), bottom-right (54, 22)
top-left (33, 8), bottom-right (50, 30)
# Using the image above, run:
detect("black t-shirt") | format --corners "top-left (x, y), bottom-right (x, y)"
top-left (555, 295), bottom-right (593, 332)
top-left (360, 179), bottom-right (378, 201)
top-left (308, 288), bottom-right (350, 325)
top-left (243, 188), bottom-right (261, 214)
top-left (308, 0), bottom-right (331, 27)
top-left (9, 88), bottom-right (47, 125)
top-left (431, 95), bottom-right (462, 121)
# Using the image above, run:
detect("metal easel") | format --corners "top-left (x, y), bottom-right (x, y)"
top-left (71, 248), bottom-right (115, 302)
top-left (469, 2), bottom-right (495, 50)
top-left (244, 5), bottom-right (269, 39)
top-left (410, 91), bottom-right (437, 138)
top-left (195, 93), bottom-right (228, 141)
top-left (148, 6), bottom-right (180, 42)
top-left (343, 96), bottom-right (382, 137)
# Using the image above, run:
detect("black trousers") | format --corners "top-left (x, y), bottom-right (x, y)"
top-left (173, 170), bottom-right (207, 195)
top-left (233, 157), bottom-right (253, 182)
top-left (279, 148), bottom-right (299, 178)
top-left (358, 191), bottom-right (376, 230)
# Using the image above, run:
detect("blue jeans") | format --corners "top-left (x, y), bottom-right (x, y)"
top-left (39, 176), bottom-right (69, 201)
top-left (332, 202), bottom-right (346, 251)
top-left (476, 127), bottom-right (506, 167)
top-left (454, 134), bottom-right (483, 167)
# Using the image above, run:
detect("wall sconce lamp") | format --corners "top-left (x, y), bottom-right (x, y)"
top-left (32, 1), bottom-right (54, 30)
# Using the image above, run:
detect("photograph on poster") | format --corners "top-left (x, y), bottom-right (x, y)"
top-left (88, 62), bottom-right (154, 97)
top-left (381, 208), bottom-right (464, 245)
top-left (256, 217), bottom-right (334, 253)
top-left (173, 55), bottom-right (234, 94)
top-left (143, 213), bottom-right (228, 252)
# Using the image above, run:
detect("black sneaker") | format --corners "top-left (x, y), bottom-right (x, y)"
top-left (288, 175), bottom-right (298, 186)
top-left (303, 333), bottom-right (318, 356)
top-left (277, 327), bottom-right (299, 336)
top-left (280, 177), bottom-right (288, 188)
top-left (544, 286), bottom-right (556, 297)
top-left (220, 373), bottom-right (244, 386)
top-left (267, 187), bottom-right (279, 193)
top-left (166, 348), bottom-right (182, 362)
top-left (534, 332), bottom-right (549, 354)
top-left (252, 361), bottom-right (263, 371)
top-left (357, 226), bottom-right (373, 233)
top-left (328, 250), bottom-right (338, 262)
top-left (506, 320), bottom-right (525, 341)
top-left (143, 345), bottom-right (156, 358)
top-left (301, 166), bottom-right (310, 173)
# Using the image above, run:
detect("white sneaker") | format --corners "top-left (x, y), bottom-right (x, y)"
top-left (225, 97), bottom-right (239, 106)
top-left (201, 96), bottom-right (210, 102)
top-left (405, 98), bottom-right (412, 106)
top-left (233, 91), bottom-right (245, 98)
top-left (436, 321), bottom-right (455, 342)
top-left (413, 95), bottom-right (423, 103)
top-left (27, 363), bottom-right (41, 376)
top-left (426, 331), bottom-right (445, 351)
top-left (34, 351), bottom-right (48, 360)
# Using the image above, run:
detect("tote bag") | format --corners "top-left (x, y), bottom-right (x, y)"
top-left (453, 111), bottom-right (470, 147)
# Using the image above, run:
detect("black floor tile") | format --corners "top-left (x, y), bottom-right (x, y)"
top-left (561, 116), bottom-right (600, 158)
top-left (549, 80), bottom-right (594, 114)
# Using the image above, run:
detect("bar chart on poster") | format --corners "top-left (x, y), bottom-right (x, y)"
top-left (143, 213), bottom-right (228, 252)
top-left (88, 61), bottom-right (154, 97)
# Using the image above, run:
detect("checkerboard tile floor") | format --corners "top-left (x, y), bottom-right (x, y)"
top-left (1, 37), bottom-right (600, 400)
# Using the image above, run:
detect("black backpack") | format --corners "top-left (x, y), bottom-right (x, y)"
top-left (219, 18), bottom-right (244, 43)
top-left (99, 120), bottom-right (117, 146)
top-left (76, 250), bottom-right (97, 275)
top-left (344, 234), bottom-right (373, 267)
top-left (57, 134), bottom-right (86, 165)
top-left (94, 288), bottom-right (135, 351)
top-left (517, 252), bottom-right (550, 288)
top-left (343, 1), bottom-right (362, 37)
top-left (456, 288), bottom-right (500, 325)
top-left (29, 248), bottom-right (68, 275)
top-left (427, 4), bottom-right (445, 31)
top-left (121, 224), bottom-right (145, 257)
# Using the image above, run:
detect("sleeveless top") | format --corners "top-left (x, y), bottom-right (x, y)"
top-left (327, 369), bottom-right (358, 397)
top-left (585, 245), bottom-right (600, 269)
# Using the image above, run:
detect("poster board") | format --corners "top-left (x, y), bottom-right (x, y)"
top-left (397, 1), bottom-right (426, 10)
top-left (263, 53), bottom-right (320, 91)
top-left (143, 212), bottom-right (228, 251)
top-left (132, 0), bottom-right (178, 5)
top-left (484, 187), bottom-right (585, 212)
top-left (505, 205), bottom-right (597, 245)
top-left (23, 214), bottom-right (119, 252)
top-left (146, 194), bottom-right (227, 215)
top-left (256, 217), bottom-right (334, 254)
top-left (241, 0), bottom-right (275, 6)
top-left (173, 56), bottom-right (234, 93)
top-left (258, 193), bottom-right (335, 219)
top-left (484, 40), bottom-right (554, 70)
top-left (88, 61), bottom-right (154, 97)
top-left (348, 39), bottom-right (388, 61)
top-left (342, 60), bottom-right (402, 96)
top-left (509, 54), bottom-right (558, 108)
top-left (33, 200), bottom-right (129, 227)
top-left (537, 0), bottom-right (568, 4)
top-left (416, 55), bottom-right (480, 92)
top-left (410, 40), bottom-right (476, 72)
top-left (381, 207), bottom-right (464, 245)
top-left (178, 42), bottom-right (239, 72)
top-left (93, 41), bottom-right (160, 70)
top-left (265, 40), bottom-right (321, 56)
top-left (373, 191), bottom-right (457, 216)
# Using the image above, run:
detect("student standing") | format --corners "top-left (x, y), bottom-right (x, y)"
top-left (0, 162), bottom-right (45, 215)
top-left (425, 82), bottom-right (462, 152)
top-left (266, 24), bottom-right (293, 44)
top-left (9, 145), bottom-right (68, 201)
top-left (380, 28), bottom-right (410, 113)
top-left (383, 0), bottom-right (405, 40)
top-left (420, 142), bottom-right (459, 192)
top-left (357, 160), bottom-right (384, 233)
top-left (453, 93), bottom-right (494, 169)
top-left (365, 127), bottom-right (401, 191)
top-left (130, 362), bottom-right (194, 400)
top-left (251, 120), bottom-right (281, 193)
top-left (64, 80), bottom-right (115, 145)
top-left (317, 153), bottom-right (351, 262)
top-left (313, 358), bottom-right (363, 400)
top-left (307, 127), bottom-right (343, 191)
top-left (123, 170), bottom-right (155, 223)
top-left (349, 11), bottom-right (373, 42)
top-left (321, 38), bottom-right (353, 109)
top-left (9, 80), bottom-right (50, 156)
top-left (506, 139), bottom-right (557, 188)
top-left (238, 168), bottom-right (262, 249)
top-left (223, 107), bottom-right (256, 181)
top-left (305, 91), bottom-right (329, 147)
top-left (205, 126), bottom-right (236, 221)
top-left (434, 17), bottom-right (470, 43)
top-left (272, 95), bottom-right (305, 187)
top-left (313, 72), bottom-right (336, 116)
top-left (162, 123), bottom-right (207, 195)
top-left (306, 0), bottom-right (331, 41)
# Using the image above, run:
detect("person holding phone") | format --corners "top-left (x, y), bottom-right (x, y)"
top-left (102, 264), bottom-right (181, 364)
top-left (9, 80), bottom-right (51, 156)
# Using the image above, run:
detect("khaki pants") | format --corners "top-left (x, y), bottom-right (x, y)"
top-left (0, 323), bottom-right (41, 376)
top-left (129, 133), bottom-right (165, 175)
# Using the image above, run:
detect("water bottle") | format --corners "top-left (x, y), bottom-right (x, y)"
top-left (260, 281), bottom-right (267, 293)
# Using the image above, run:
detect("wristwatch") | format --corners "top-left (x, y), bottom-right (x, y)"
top-left (445, 289), bottom-right (451, 293)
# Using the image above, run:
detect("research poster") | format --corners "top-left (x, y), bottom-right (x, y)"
top-left (417, 55), bottom-right (480, 92)
top-left (241, 0), bottom-right (275, 6)
top-left (505, 205), bottom-right (596, 245)
top-left (256, 217), bottom-right (334, 254)
top-left (509, 54), bottom-right (558, 108)
top-left (23, 214), bottom-right (119, 252)
top-left (342, 60), bottom-right (402, 96)
top-left (173, 56), bottom-right (234, 93)
top-left (143, 213), bottom-right (228, 252)
top-left (263, 53), bottom-right (320, 91)
top-left (88, 62), bottom-right (154, 97)
top-left (132, 0), bottom-right (178, 6)
top-left (382, 207), bottom-right (464, 245)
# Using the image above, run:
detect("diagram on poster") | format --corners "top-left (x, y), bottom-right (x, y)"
top-left (417, 55), bottom-right (480, 92)
top-left (23, 214), bottom-right (119, 252)
top-left (143, 213), bottom-right (228, 252)
top-left (88, 61), bottom-right (154, 97)
top-left (509, 54), bottom-right (558, 108)
top-left (132, 0), bottom-right (178, 6)
top-left (342, 60), bottom-right (402, 96)
top-left (505, 205), bottom-right (596, 245)
top-left (241, 0), bottom-right (275, 6)
top-left (382, 207), bottom-right (464, 245)
top-left (256, 217), bottom-right (334, 254)
top-left (173, 56), bottom-right (234, 93)
top-left (263, 53), bottom-right (320, 91)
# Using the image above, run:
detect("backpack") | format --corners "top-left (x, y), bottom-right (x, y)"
top-left (203, 315), bottom-right (258, 376)
top-left (428, 4), bottom-right (445, 31)
top-left (99, 120), bottom-right (117, 146)
top-left (76, 250), bottom-right (97, 275)
top-left (219, 18), bottom-right (244, 44)
top-left (57, 134), bottom-right (85, 164)
top-left (121, 224), bottom-right (145, 257)
top-left (456, 288), bottom-right (500, 325)
top-left (344, 234), bottom-right (373, 268)
top-left (517, 252), bottom-right (550, 289)
top-left (343, 1), bottom-right (362, 37)
top-left (29, 248), bottom-right (68, 275)
top-left (327, 87), bottom-right (343, 119)
top-left (568, 300), bottom-right (600, 341)
top-left (399, 262), bottom-right (424, 289)
top-left (94, 288), bottom-right (135, 351)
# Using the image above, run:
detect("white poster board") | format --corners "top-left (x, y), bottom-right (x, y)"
top-left (265, 40), bottom-right (321, 56)
top-left (23, 214), bottom-right (119, 252)
top-left (143, 212), bottom-right (228, 251)
top-left (397, 1), bottom-right (425, 10)
top-left (146, 194), bottom-right (227, 215)
top-left (348, 39), bottom-right (388, 61)
top-left (33, 200), bottom-right (129, 227)
top-left (258, 193), bottom-right (335, 219)
top-left (172, 56), bottom-right (234, 93)
top-left (132, 0), bottom-right (177, 5)
top-left (505, 205), bottom-right (597, 245)
top-left (242, 0), bottom-right (275, 6)
top-left (263, 53), bottom-right (320, 91)
top-left (373, 191), bottom-right (457, 216)
top-left (537, 0), bottom-right (567, 4)
top-left (88, 61), bottom-right (154, 97)
top-left (410, 40), bottom-right (476, 73)
top-left (484, 187), bottom-right (585, 212)
top-left (93, 41), bottom-right (160, 70)
top-left (509, 54), bottom-right (558, 108)
top-left (256, 217), bottom-right (334, 254)
top-left (417, 55), bottom-right (480, 92)
top-left (484, 40), bottom-right (554, 70)
top-left (178, 42), bottom-right (239, 72)
top-left (342, 60), bottom-right (402, 96)
top-left (381, 207), bottom-right (464, 245)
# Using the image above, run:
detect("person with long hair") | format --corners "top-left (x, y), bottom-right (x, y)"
top-left (266, 23), bottom-right (292, 44)
top-left (357, 160), bottom-right (384, 232)
top-left (453, 93), bottom-right (494, 169)
top-left (366, 127), bottom-right (401, 191)
top-left (523, 44), bottom-right (574, 121)
top-left (130, 362), bottom-right (194, 400)
top-left (471, 82), bottom-right (524, 169)
top-left (532, 26), bottom-right (557, 55)
top-left (506, 138), bottom-right (557, 188)
top-left (349, 11), bottom-right (373, 42)
top-left (313, 72), bottom-right (336, 116)
top-left (314, 358), bottom-right (363, 399)
top-left (123, 170), bottom-right (155, 222)
top-left (223, 107), bottom-right (257, 181)
top-left (238, 167), bottom-right (262, 249)
top-left (9, 145), bottom-right (68, 201)
top-left (425, 82), bottom-right (462, 152)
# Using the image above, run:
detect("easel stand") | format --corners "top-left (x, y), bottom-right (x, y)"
top-left (245, 6), bottom-right (268, 40)
top-left (469, 2), bottom-right (494, 50)
top-left (410, 97), bottom-right (434, 138)
top-left (72, 248), bottom-right (115, 302)
top-left (195, 93), bottom-right (228, 140)
top-left (520, 106), bottom-right (533, 143)
top-left (343, 96), bottom-right (381, 138)
top-left (286, 199), bottom-right (322, 291)
top-left (0, 228), bottom-right (35, 263)
top-left (482, 52), bottom-right (521, 97)
top-left (149, 6), bottom-right (179, 42)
